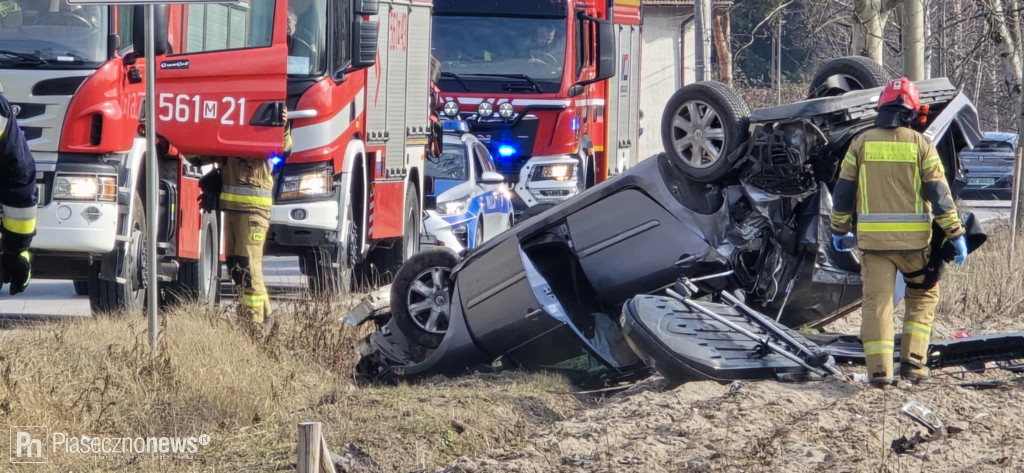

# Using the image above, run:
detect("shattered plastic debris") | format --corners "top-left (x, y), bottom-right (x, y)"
top-left (901, 400), bottom-right (943, 434)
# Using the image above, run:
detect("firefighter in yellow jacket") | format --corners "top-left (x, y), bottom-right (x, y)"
top-left (195, 108), bottom-right (292, 324)
top-left (830, 77), bottom-right (969, 387)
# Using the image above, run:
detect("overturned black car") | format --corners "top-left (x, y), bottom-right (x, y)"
top-left (347, 58), bottom-right (1022, 386)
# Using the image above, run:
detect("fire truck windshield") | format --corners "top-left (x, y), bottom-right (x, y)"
top-left (433, 15), bottom-right (565, 91)
top-left (287, 0), bottom-right (327, 77)
top-left (0, 0), bottom-right (106, 67)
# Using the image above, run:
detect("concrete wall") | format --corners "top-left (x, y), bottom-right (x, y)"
top-left (639, 6), bottom-right (695, 161)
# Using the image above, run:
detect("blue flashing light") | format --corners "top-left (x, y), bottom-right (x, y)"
top-left (271, 155), bottom-right (283, 168)
top-left (570, 116), bottom-right (580, 132)
top-left (442, 120), bottom-right (470, 133)
top-left (498, 145), bottom-right (517, 157)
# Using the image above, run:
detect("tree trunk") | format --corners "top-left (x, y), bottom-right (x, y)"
top-left (902, 0), bottom-right (925, 80)
top-left (712, 9), bottom-right (733, 86)
top-left (852, 0), bottom-right (903, 63)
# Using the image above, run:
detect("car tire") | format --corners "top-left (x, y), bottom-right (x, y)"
top-left (73, 280), bottom-right (89, 296)
top-left (807, 56), bottom-right (888, 99)
top-left (473, 218), bottom-right (484, 249)
top-left (390, 247), bottom-right (460, 349)
top-left (518, 202), bottom-right (555, 223)
top-left (88, 192), bottom-right (146, 315)
top-left (166, 210), bottom-right (220, 306)
top-left (661, 81), bottom-right (750, 183)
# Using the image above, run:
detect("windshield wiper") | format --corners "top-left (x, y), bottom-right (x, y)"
top-left (440, 72), bottom-right (472, 91)
top-left (0, 50), bottom-right (47, 65)
top-left (463, 73), bottom-right (544, 93)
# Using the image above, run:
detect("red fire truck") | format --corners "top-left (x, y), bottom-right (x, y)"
top-left (155, 0), bottom-right (436, 292)
top-left (154, 0), bottom-right (437, 293)
top-left (0, 0), bottom-right (436, 313)
top-left (431, 0), bottom-right (641, 216)
top-left (0, 4), bottom-right (218, 312)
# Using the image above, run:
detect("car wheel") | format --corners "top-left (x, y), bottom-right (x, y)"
top-left (473, 218), bottom-right (484, 249)
top-left (807, 56), bottom-right (888, 99)
top-left (661, 81), bottom-right (750, 183)
top-left (390, 247), bottom-right (460, 349)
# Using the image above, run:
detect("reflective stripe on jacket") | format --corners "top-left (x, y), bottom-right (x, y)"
top-left (830, 126), bottom-right (964, 251)
top-left (0, 93), bottom-right (38, 252)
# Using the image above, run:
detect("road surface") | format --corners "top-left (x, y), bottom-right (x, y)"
top-left (0, 256), bottom-right (306, 319)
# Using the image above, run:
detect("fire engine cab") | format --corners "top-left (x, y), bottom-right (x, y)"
top-left (431, 0), bottom-right (641, 216)
top-left (153, 0), bottom-right (438, 293)
top-left (0, 0), bottom-right (437, 313)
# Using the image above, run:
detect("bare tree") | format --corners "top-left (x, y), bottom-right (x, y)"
top-left (714, 7), bottom-right (734, 86)
top-left (852, 0), bottom-right (904, 63)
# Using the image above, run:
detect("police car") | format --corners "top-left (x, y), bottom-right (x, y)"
top-left (423, 121), bottom-right (513, 252)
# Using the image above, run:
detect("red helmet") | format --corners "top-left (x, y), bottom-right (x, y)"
top-left (877, 77), bottom-right (920, 111)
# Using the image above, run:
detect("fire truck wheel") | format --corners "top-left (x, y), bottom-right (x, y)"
top-left (661, 81), bottom-right (750, 183)
top-left (370, 184), bottom-right (421, 285)
top-left (73, 280), bottom-right (89, 296)
top-left (167, 210), bottom-right (220, 306)
top-left (88, 192), bottom-right (147, 315)
top-left (305, 197), bottom-right (357, 295)
top-left (390, 247), bottom-right (460, 349)
top-left (807, 56), bottom-right (888, 99)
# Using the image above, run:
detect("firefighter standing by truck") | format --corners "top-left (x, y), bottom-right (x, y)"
top-left (195, 108), bottom-right (291, 326)
top-left (830, 77), bottom-right (969, 388)
top-left (0, 81), bottom-right (37, 296)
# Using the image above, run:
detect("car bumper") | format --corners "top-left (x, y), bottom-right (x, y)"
top-left (423, 210), bottom-right (475, 252)
top-left (31, 201), bottom-right (118, 253)
top-left (513, 155), bottom-right (580, 209)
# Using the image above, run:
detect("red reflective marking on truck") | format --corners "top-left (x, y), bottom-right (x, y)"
top-left (389, 11), bottom-right (408, 52)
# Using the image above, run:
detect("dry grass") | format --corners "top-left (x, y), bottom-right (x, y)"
top-left (1, 226), bottom-right (1020, 472)
top-left (0, 296), bottom-right (576, 472)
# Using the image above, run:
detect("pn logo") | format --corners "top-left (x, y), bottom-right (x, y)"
top-left (10, 426), bottom-right (47, 463)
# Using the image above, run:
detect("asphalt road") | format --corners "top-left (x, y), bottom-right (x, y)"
top-left (0, 200), bottom-right (1014, 320)
top-left (0, 256), bottom-right (306, 319)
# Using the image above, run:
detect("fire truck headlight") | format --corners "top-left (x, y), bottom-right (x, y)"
top-left (498, 102), bottom-right (514, 118)
top-left (477, 102), bottom-right (494, 118)
top-left (531, 164), bottom-right (573, 182)
top-left (280, 168), bottom-right (333, 200)
top-left (444, 101), bottom-right (460, 117)
top-left (53, 174), bottom-right (117, 201)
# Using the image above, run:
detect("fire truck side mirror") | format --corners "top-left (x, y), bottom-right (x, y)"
top-left (350, 18), bottom-right (379, 69)
top-left (594, 18), bottom-right (615, 82)
top-left (132, 5), bottom-right (169, 57)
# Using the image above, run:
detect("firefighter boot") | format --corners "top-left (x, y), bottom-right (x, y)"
top-left (898, 250), bottom-right (938, 383)
top-left (860, 252), bottom-right (897, 385)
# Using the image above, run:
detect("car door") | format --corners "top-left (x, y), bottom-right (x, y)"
top-left (472, 142), bottom-right (505, 238)
top-left (154, 0), bottom-right (287, 158)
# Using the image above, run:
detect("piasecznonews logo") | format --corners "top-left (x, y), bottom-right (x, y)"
top-left (10, 426), bottom-right (212, 463)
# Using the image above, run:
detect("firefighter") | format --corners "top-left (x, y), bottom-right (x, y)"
top-left (195, 108), bottom-right (291, 326)
top-left (830, 77), bottom-right (969, 388)
top-left (0, 82), bottom-right (37, 296)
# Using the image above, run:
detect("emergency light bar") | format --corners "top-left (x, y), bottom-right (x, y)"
top-left (442, 120), bottom-right (470, 133)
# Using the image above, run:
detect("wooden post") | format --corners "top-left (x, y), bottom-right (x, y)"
top-left (298, 422), bottom-right (322, 473)
top-left (298, 422), bottom-right (338, 473)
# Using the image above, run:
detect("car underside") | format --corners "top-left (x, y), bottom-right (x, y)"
top-left (346, 58), bottom-right (1023, 387)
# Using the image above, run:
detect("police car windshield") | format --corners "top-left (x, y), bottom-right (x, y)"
top-left (0, 0), bottom-right (106, 66)
top-left (427, 138), bottom-right (469, 181)
top-left (433, 16), bottom-right (565, 89)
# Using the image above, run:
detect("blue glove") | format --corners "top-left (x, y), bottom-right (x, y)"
top-left (832, 232), bottom-right (855, 252)
top-left (952, 235), bottom-right (968, 265)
